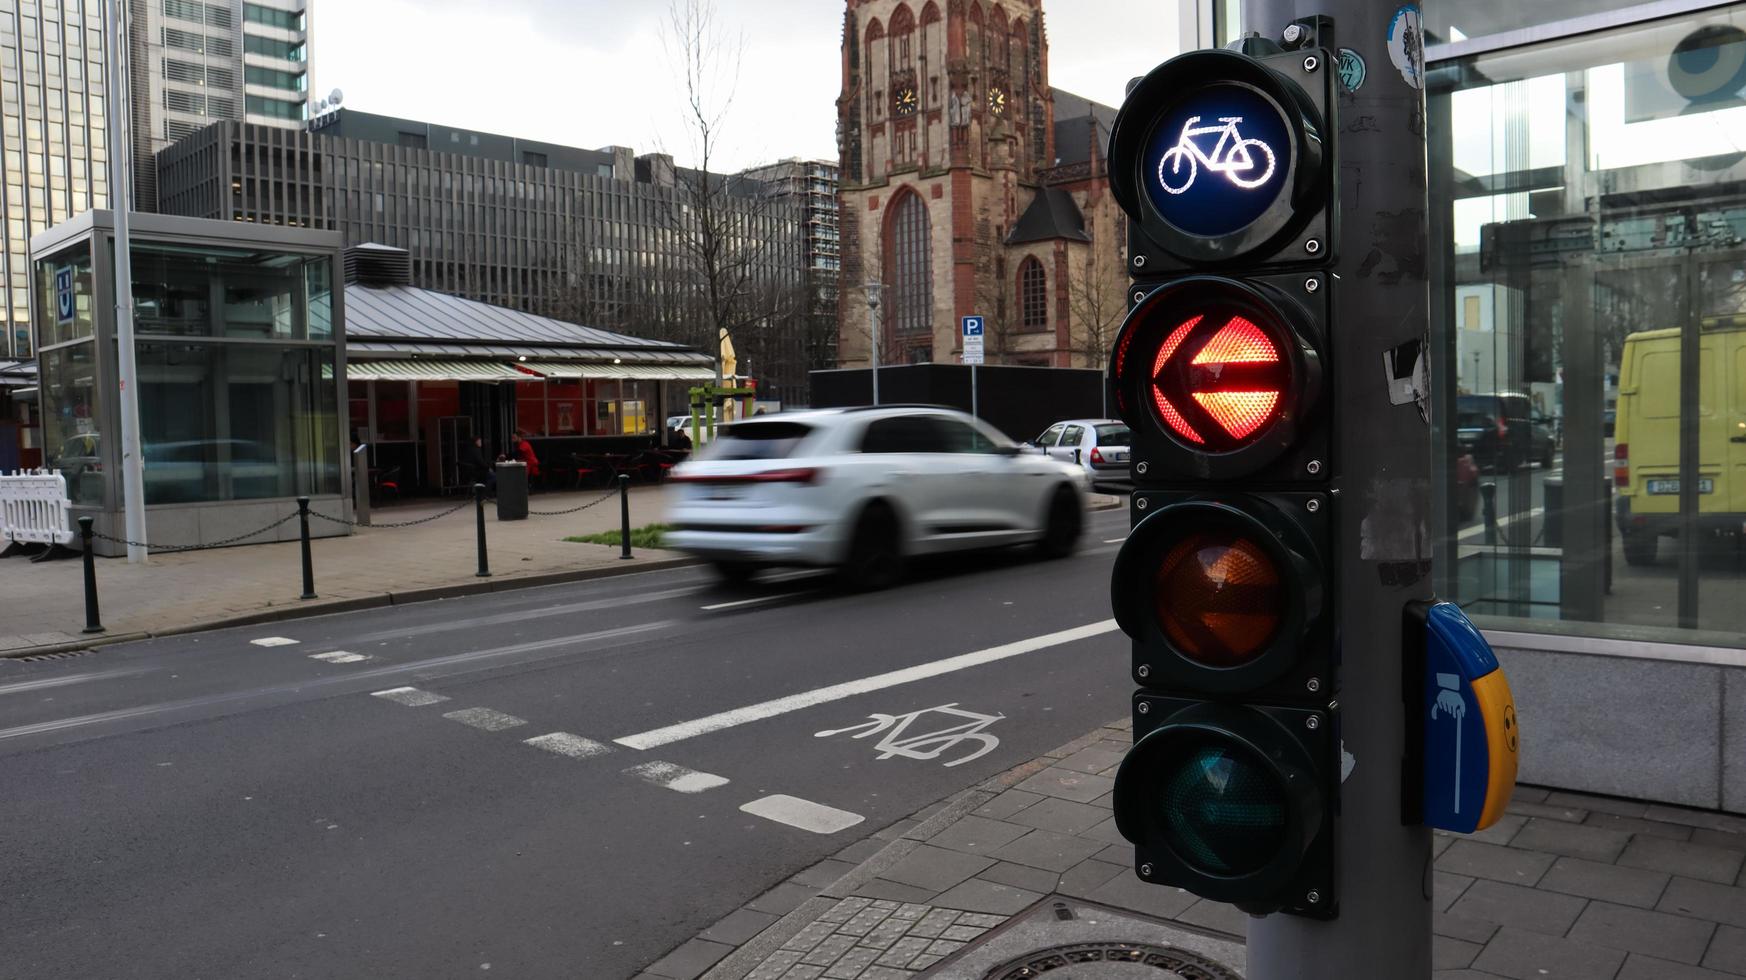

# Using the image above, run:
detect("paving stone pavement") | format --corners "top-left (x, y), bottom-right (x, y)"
top-left (640, 720), bottom-right (1746, 980)
top-left (0, 484), bottom-right (685, 656)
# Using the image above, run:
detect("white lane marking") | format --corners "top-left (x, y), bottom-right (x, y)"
top-left (624, 760), bottom-right (730, 793)
top-left (741, 794), bottom-right (865, 835)
top-left (443, 707), bottom-right (528, 732)
top-left (524, 732), bottom-right (614, 759)
top-left (816, 703), bottom-right (1004, 768)
top-left (701, 593), bottom-right (802, 612)
top-left (371, 686), bottom-right (450, 707)
top-left (0, 623), bottom-right (675, 744)
top-left (614, 619), bottom-right (1120, 750)
top-left (249, 637), bottom-right (299, 647)
top-left (310, 651), bottom-right (370, 664)
top-left (1103, 537), bottom-right (1127, 544)
top-left (0, 667), bottom-right (155, 697)
top-left (347, 586), bottom-right (700, 644)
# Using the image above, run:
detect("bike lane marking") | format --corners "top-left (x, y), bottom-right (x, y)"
top-left (611, 619), bottom-right (1119, 751)
top-left (740, 794), bottom-right (864, 835)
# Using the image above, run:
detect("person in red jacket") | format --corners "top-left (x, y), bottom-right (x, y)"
top-left (513, 430), bottom-right (541, 482)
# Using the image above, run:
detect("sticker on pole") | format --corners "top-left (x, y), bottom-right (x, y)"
top-left (961, 315), bottom-right (985, 366)
top-left (1412, 601), bottom-right (1518, 834)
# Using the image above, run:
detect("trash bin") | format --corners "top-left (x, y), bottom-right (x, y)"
top-left (495, 461), bottom-right (528, 520)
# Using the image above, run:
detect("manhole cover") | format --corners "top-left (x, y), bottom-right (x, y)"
top-left (983, 942), bottom-right (1244, 980)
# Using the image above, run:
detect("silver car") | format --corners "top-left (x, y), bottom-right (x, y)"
top-left (1029, 419), bottom-right (1132, 493)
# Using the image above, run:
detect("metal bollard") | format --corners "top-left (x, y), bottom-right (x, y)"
top-left (619, 473), bottom-right (633, 560)
top-left (78, 517), bottom-right (104, 634)
top-left (297, 496), bottom-right (317, 600)
top-left (474, 483), bottom-right (491, 578)
top-left (1480, 482), bottom-right (1498, 546)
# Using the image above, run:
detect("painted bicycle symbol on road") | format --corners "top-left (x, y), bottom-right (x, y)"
top-left (815, 703), bottom-right (1004, 768)
top-left (1157, 115), bottom-right (1278, 195)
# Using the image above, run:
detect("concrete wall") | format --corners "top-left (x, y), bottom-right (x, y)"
top-left (1489, 629), bottom-right (1746, 813)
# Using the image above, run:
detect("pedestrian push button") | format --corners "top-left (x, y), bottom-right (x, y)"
top-left (1407, 601), bottom-right (1518, 834)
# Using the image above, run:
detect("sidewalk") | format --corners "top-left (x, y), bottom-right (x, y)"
top-left (0, 484), bottom-right (687, 657)
top-left (651, 720), bottom-right (1746, 980)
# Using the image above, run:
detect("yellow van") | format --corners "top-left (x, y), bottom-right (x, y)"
top-left (1613, 322), bottom-right (1746, 565)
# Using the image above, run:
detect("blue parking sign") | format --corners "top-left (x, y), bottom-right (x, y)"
top-left (55, 267), bottom-right (74, 325)
top-left (961, 316), bottom-right (984, 337)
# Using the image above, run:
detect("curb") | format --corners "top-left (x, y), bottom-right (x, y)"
top-left (687, 724), bottom-right (1124, 980)
top-left (2, 555), bottom-right (700, 660)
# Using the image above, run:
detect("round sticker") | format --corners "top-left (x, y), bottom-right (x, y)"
top-left (1338, 47), bottom-right (1367, 93)
top-left (1142, 83), bottom-right (1293, 238)
top-left (1387, 5), bottom-right (1424, 90)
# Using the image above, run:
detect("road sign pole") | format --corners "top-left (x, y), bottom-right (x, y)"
top-left (1239, 3), bottom-right (1434, 977)
top-left (104, 0), bottom-right (148, 564)
top-left (971, 365), bottom-right (978, 419)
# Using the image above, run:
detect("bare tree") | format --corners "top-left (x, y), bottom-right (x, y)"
top-left (660, 0), bottom-right (793, 398)
top-left (1067, 242), bottom-right (1128, 370)
top-left (975, 256), bottom-right (1014, 365)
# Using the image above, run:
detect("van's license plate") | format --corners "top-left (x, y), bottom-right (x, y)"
top-left (1646, 479), bottom-right (1714, 495)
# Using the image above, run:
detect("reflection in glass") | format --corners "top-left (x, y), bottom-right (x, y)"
top-left (39, 342), bottom-right (102, 505)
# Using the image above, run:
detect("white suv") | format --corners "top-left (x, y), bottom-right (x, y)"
top-left (665, 406), bottom-right (1087, 588)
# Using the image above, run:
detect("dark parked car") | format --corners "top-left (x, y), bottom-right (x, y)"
top-left (1456, 393), bottom-right (1557, 472)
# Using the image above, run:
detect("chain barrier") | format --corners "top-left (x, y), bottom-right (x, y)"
top-left (309, 497), bottom-right (472, 529)
top-left (88, 510), bottom-right (302, 553)
top-left (529, 485), bottom-right (621, 517)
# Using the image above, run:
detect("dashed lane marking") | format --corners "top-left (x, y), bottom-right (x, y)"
top-left (701, 593), bottom-right (804, 612)
top-left (310, 651), bottom-right (370, 664)
top-left (740, 794), bottom-right (865, 835)
top-left (524, 732), bottom-right (614, 759)
top-left (371, 687), bottom-right (450, 707)
top-left (624, 761), bottom-right (730, 793)
top-left (249, 637), bottom-right (299, 647)
top-left (443, 708), bottom-right (528, 732)
top-left (614, 619), bottom-right (1120, 751)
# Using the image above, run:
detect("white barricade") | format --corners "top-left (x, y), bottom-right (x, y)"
top-left (0, 469), bottom-right (75, 547)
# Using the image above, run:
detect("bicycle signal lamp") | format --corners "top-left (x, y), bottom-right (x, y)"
top-left (1106, 29), bottom-right (1341, 922)
top-left (1109, 47), bottom-right (1335, 270)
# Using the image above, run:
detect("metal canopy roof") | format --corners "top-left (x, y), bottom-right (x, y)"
top-left (522, 361), bottom-right (717, 382)
top-left (344, 360), bottom-right (531, 383)
top-left (343, 283), bottom-right (708, 363)
top-left (346, 341), bottom-right (704, 363)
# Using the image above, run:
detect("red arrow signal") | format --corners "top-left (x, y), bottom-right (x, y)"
top-left (1152, 314), bottom-right (1291, 450)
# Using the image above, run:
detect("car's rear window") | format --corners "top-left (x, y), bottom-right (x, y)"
top-left (1094, 424), bottom-right (1130, 444)
top-left (1456, 395), bottom-right (1493, 416)
top-left (700, 421), bottom-right (814, 460)
top-left (1456, 412), bottom-right (1493, 429)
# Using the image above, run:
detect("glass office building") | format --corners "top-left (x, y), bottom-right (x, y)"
top-left (30, 209), bottom-right (345, 554)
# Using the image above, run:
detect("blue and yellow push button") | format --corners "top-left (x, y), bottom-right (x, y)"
top-left (1407, 602), bottom-right (1518, 833)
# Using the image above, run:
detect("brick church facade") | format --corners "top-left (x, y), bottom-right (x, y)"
top-left (835, 0), bottom-right (1129, 370)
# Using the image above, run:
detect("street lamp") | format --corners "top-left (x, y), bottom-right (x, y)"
top-left (864, 280), bottom-right (882, 406)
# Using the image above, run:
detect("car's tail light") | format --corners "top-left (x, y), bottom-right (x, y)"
top-left (1614, 443), bottom-right (1629, 488)
top-left (1090, 447), bottom-right (1106, 465)
top-left (1495, 417), bottom-right (1509, 439)
top-left (671, 467), bottom-right (821, 486)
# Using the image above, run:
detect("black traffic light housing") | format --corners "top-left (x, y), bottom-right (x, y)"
top-left (1106, 35), bottom-right (1343, 922)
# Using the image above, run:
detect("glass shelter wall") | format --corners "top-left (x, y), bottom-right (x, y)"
top-left (1429, 6), bottom-right (1746, 640)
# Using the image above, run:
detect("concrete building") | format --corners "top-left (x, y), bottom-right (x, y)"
top-left (740, 157), bottom-right (842, 403)
top-left (834, 0), bottom-right (1129, 370)
top-left (155, 109), bottom-right (813, 403)
top-left (0, 0), bottom-right (310, 361)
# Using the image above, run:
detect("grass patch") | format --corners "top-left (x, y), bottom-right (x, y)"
top-left (564, 523), bottom-right (673, 550)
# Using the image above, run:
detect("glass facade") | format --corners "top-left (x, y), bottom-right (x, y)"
top-left (38, 339), bottom-right (101, 504)
top-left (1, 0), bottom-right (111, 358)
top-left (33, 241), bottom-right (94, 346)
top-left (129, 240), bottom-right (331, 339)
top-left (1429, 6), bottom-right (1746, 639)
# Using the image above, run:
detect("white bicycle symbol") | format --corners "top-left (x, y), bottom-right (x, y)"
top-left (1157, 115), bottom-right (1278, 195)
top-left (815, 703), bottom-right (1004, 768)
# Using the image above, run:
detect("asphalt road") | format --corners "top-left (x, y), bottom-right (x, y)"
top-left (0, 507), bottom-right (1132, 980)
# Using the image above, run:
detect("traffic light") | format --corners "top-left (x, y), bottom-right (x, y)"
top-left (1106, 34), bottom-right (1341, 919)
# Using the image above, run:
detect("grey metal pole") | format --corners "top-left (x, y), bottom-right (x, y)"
top-left (1240, 2), bottom-right (1433, 977)
top-left (971, 364), bottom-right (978, 419)
top-left (104, 0), bottom-right (147, 564)
top-left (865, 282), bottom-right (882, 406)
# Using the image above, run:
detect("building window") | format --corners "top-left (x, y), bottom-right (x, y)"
top-left (396, 131), bottom-right (427, 149)
top-left (244, 34), bottom-right (305, 61)
top-left (245, 95), bottom-right (303, 120)
top-left (887, 191), bottom-right (931, 338)
top-left (244, 3), bottom-right (304, 31)
top-left (244, 65), bottom-right (305, 91)
top-left (1019, 256), bottom-right (1046, 331)
top-left (522, 150), bottom-right (547, 168)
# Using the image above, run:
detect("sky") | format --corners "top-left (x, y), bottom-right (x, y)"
top-left (313, 0), bottom-right (1182, 173)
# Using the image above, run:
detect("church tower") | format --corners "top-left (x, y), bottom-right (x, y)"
top-left (836, 0), bottom-right (1130, 374)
